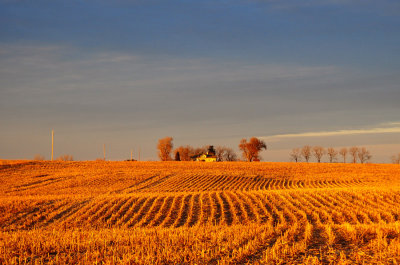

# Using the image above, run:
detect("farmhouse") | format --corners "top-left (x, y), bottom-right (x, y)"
top-left (191, 146), bottom-right (217, 162)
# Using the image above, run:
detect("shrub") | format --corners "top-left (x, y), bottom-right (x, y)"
top-left (34, 154), bottom-right (45, 161)
top-left (58, 155), bottom-right (74, 161)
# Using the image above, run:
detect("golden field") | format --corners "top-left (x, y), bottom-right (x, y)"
top-left (1, 161), bottom-right (400, 264)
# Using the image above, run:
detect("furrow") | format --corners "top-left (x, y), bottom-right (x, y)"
top-left (150, 196), bottom-right (174, 227)
top-left (47, 199), bottom-right (90, 228)
top-left (107, 197), bottom-right (137, 226)
top-left (88, 198), bottom-right (119, 226)
top-left (139, 196), bottom-right (167, 227)
top-left (162, 195), bottom-right (184, 227)
top-left (126, 196), bottom-right (157, 227)
top-left (116, 197), bottom-right (147, 226)
top-left (217, 175), bottom-right (232, 190)
top-left (210, 192), bottom-right (222, 225)
top-left (226, 191), bottom-right (247, 224)
top-left (199, 192), bottom-right (213, 225)
top-left (71, 198), bottom-right (109, 226)
top-left (235, 191), bottom-right (257, 222)
top-left (246, 192), bottom-right (271, 223)
top-left (102, 198), bottom-right (129, 225)
top-left (175, 194), bottom-right (193, 227)
top-left (187, 193), bottom-right (201, 227)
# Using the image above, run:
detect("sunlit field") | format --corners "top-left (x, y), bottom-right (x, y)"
top-left (1, 161), bottom-right (400, 264)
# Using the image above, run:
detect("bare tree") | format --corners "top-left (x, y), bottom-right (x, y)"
top-left (215, 146), bottom-right (225, 162)
top-left (327, 147), bottom-right (338, 163)
top-left (193, 146), bottom-right (208, 157)
top-left (349, 146), bottom-right (359, 163)
top-left (214, 146), bottom-right (237, 162)
top-left (339, 147), bottom-right (348, 163)
top-left (358, 147), bottom-right (371, 164)
top-left (301, 145), bottom-right (312, 162)
top-left (34, 154), bottom-right (45, 161)
top-left (58, 154), bottom-right (73, 161)
top-left (289, 148), bottom-right (301, 162)
top-left (157, 137), bottom-right (173, 161)
top-left (239, 137), bottom-right (267, 162)
top-left (392, 153), bottom-right (400, 164)
top-left (312, 146), bottom-right (326, 163)
top-left (224, 148), bottom-right (238, 161)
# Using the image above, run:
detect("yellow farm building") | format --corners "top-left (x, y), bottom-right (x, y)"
top-left (192, 146), bottom-right (217, 162)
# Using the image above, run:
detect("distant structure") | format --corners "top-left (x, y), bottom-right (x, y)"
top-left (191, 146), bottom-right (217, 162)
top-left (51, 130), bottom-right (54, 161)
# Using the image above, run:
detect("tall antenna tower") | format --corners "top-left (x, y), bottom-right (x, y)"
top-left (51, 130), bottom-right (54, 161)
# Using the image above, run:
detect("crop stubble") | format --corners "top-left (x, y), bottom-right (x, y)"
top-left (1, 161), bottom-right (400, 264)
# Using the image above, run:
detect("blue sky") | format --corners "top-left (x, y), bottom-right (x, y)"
top-left (1, 0), bottom-right (399, 162)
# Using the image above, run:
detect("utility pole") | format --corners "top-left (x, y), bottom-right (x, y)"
top-left (131, 149), bottom-right (133, 160)
top-left (138, 148), bottom-right (141, 161)
top-left (51, 130), bottom-right (54, 161)
top-left (103, 144), bottom-right (106, 161)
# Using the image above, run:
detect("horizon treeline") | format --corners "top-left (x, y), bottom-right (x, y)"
top-left (158, 137), bottom-right (399, 164)
top-left (29, 139), bottom-right (400, 164)
top-left (289, 146), bottom-right (373, 164)
top-left (157, 137), bottom-right (267, 162)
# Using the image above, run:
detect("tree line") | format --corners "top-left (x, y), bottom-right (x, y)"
top-left (157, 137), bottom-right (267, 162)
top-left (158, 137), bottom-right (400, 164)
top-left (34, 154), bottom-right (73, 161)
top-left (31, 140), bottom-right (399, 164)
top-left (289, 146), bottom-right (373, 163)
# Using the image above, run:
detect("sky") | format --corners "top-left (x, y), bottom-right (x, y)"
top-left (1, 0), bottom-right (399, 162)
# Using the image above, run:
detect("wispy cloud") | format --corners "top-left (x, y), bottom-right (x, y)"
top-left (382, 122), bottom-right (400, 126)
top-left (0, 43), bottom-right (343, 93)
top-left (262, 123), bottom-right (400, 141)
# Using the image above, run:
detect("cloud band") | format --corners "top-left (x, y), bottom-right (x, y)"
top-left (262, 125), bottom-right (400, 140)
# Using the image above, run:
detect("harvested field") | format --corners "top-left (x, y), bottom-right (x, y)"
top-left (1, 161), bottom-right (400, 264)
